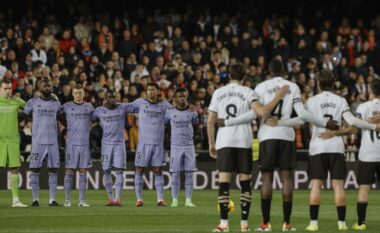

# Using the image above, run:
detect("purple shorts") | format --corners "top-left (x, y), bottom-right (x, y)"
top-left (65, 142), bottom-right (92, 169)
top-left (29, 142), bottom-right (60, 169)
top-left (170, 146), bottom-right (197, 172)
top-left (134, 143), bottom-right (165, 167)
top-left (101, 142), bottom-right (126, 170)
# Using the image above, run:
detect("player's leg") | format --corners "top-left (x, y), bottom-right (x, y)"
top-left (238, 173), bottom-right (251, 232)
top-left (135, 166), bottom-right (145, 206)
top-left (113, 168), bottom-right (124, 206)
top-left (6, 142), bottom-right (27, 207)
top-left (112, 143), bottom-right (127, 206)
top-left (152, 166), bottom-right (166, 206)
top-left (306, 179), bottom-right (323, 231)
top-left (101, 143), bottom-right (114, 205)
top-left (78, 145), bottom-right (92, 207)
top-left (9, 168), bottom-right (28, 207)
top-left (77, 168), bottom-right (89, 207)
top-left (353, 161), bottom-right (376, 230)
top-left (280, 169), bottom-right (296, 231)
top-left (151, 144), bottom-right (166, 206)
top-left (47, 167), bottom-right (60, 206)
top-left (305, 154), bottom-right (327, 231)
top-left (278, 140), bottom-right (297, 231)
top-left (332, 180), bottom-right (347, 230)
top-left (29, 143), bottom-right (45, 206)
top-left (331, 153), bottom-right (348, 230)
top-left (237, 148), bottom-right (253, 232)
top-left (256, 141), bottom-right (276, 231)
top-left (47, 144), bottom-right (61, 206)
top-left (169, 146), bottom-right (182, 207)
top-left (257, 171), bottom-right (273, 231)
top-left (64, 168), bottom-right (74, 207)
top-left (134, 143), bottom-right (149, 206)
top-left (214, 172), bottom-right (232, 232)
top-left (354, 185), bottom-right (370, 230)
top-left (213, 148), bottom-right (234, 232)
top-left (64, 142), bottom-right (77, 207)
top-left (184, 146), bottom-right (197, 207)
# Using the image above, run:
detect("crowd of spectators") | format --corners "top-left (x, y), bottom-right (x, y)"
top-left (1, 1), bottom-right (380, 158)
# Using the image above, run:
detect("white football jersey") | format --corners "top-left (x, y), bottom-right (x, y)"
top-left (208, 83), bottom-right (255, 149)
top-left (254, 77), bottom-right (302, 142)
top-left (356, 99), bottom-right (380, 162)
top-left (305, 91), bottom-right (350, 155)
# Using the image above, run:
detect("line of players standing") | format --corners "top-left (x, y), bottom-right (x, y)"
top-left (17, 80), bottom-right (198, 208)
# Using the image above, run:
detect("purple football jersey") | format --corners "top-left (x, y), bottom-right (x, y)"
top-left (92, 103), bottom-right (135, 144)
top-left (23, 97), bottom-right (62, 144)
top-left (62, 101), bottom-right (94, 145)
top-left (132, 98), bottom-right (171, 145)
top-left (165, 107), bottom-right (199, 147)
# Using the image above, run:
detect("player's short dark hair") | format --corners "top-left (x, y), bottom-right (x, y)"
top-left (41, 78), bottom-right (51, 85)
top-left (369, 78), bottom-right (380, 96)
top-left (228, 63), bottom-right (246, 81)
top-left (174, 87), bottom-right (187, 96)
top-left (147, 83), bottom-right (159, 90)
top-left (268, 58), bottom-right (284, 75)
top-left (106, 91), bottom-right (116, 97)
top-left (316, 70), bottom-right (335, 90)
top-left (73, 84), bottom-right (84, 90)
top-left (0, 78), bottom-right (12, 86)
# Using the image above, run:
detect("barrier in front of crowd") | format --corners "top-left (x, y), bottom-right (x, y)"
top-left (1, 150), bottom-right (375, 190)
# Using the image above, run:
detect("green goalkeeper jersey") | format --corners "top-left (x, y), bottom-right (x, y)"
top-left (0, 96), bottom-right (26, 143)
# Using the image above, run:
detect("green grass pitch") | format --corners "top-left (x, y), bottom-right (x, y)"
top-left (0, 190), bottom-right (379, 232)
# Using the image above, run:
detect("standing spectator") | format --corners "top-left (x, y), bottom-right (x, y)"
top-left (31, 41), bottom-right (47, 65)
top-left (38, 27), bottom-right (55, 51)
top-left (59, 30), bottom-right (76, 54)
top-left (118, 30), bottom-right (137, 59)
top-left (74, 16), bottom-right (92, 42)
top-left (98, 25), bottom-right (114, 52)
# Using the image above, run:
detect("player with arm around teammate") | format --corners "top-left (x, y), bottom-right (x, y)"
top-left (317, 78), bottom-right (380, 231)
top-left (132, 83), bottom-right (172, 207)
top-left (207, 62), bottom-right (289, 232)
top-left (91, 91), bottom-right (136, 206)
top-left (165, 88), bottom-right (199, 207)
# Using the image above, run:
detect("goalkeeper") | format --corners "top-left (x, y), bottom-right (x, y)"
top-left (0, 78), bottom-right (27, 207)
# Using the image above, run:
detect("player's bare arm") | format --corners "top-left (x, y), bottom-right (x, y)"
top-left (207, 111), bottom-right (217, 159)
top-left (252, 85), bottom-right (289, 117)
top-left (217, 85), bottom-right (290, 127)
top-left (318, 126), bottom-right (359, 140)
top-left (368, 113), bottom-right (380, 123)
top-left (57, 112), bottom-right (67, 127)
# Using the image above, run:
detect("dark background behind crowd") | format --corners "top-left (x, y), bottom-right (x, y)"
top-left (1, 0), bottom-right (380, 159)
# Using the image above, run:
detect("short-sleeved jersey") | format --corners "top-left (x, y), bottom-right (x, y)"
top-left (61, 101), bottom-right (94, 145)
top-left (208, 83), bottom-right (256, 149)
top-left (132, 98), bottom-right (171, 145)
top-left (92, 103), bottom-right (135, 144)
top-left (0, 96), bottom-right (25, 143)
top-left (254, 77), bottom-right (302, 142)
top-left (305, 91), bottom-right (351, 155)
top-left (356, 99), bottom-right (380, 162)
top-left (23, 97), bottom-right (62, 145)
top-left (165, 107), bottom-right (199, 147)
